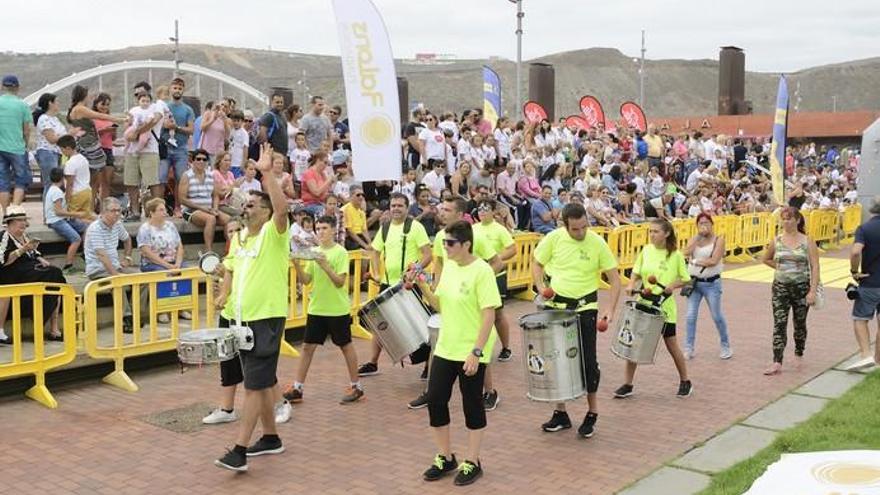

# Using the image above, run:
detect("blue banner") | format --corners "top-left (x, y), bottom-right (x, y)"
top-left (482, 66), bottom-right (502, 127)
top-left (768, 75), bottom-right (788, 205)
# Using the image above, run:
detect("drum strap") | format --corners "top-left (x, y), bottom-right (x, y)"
top-left (548, 291), bottom-right (598, 311)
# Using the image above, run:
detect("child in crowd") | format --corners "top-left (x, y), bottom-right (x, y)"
top-left (392, 168), bottom-right (418, 205)
top-left (58, 135), bottom-right (95, 220)
top-left (239, 160), bottom-right (263, 194)
top-left (229, 111), bottom-right (250, 177)
top-left (290, 209), bottom-right (317, 256)
top-left (155, 85), bottom-right (176, 148)
top-left (291, 132), bottom-right (311, 183)
top-left (44, 167), bottom-right (90, 272)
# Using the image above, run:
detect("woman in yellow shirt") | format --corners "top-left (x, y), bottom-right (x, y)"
top-left (415, 220), bottom-right (500, 486)
top-left (615, 218), bottom-right (693, 399)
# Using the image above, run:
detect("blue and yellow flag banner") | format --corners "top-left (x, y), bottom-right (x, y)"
top-left (483, 66), bottom-right (502, 127)
top-left (768, 75), bottom-right (788, 206)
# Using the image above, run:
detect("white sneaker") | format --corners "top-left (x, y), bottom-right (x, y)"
top-left (720, 348), bottom-right (733, 360)
top-left (157, 313), bottom-right (170, 324)
top-left (684, 348), bottom-right (694, 360)
top-left (274, 400), bottom-right (292, 424)
top-left (202, 408), bottom-right (239, 425)
top-left (845, 356), bottom-right (877, 372)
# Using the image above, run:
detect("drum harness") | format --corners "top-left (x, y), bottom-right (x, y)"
top-left (545, 291), bottom-right (598, 312)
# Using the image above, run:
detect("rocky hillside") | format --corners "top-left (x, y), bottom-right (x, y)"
top-left (2, 44), bottom-right (877, 118)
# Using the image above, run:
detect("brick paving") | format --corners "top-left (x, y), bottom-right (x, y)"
top-left (0, 254), bottom-right (859, 495)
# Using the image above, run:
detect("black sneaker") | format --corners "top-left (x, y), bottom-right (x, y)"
top-left (677, 380), bottom-right (693, 398)
top-left (282, 386), bottom-right (303, 403)
top-left (613, 384), bottom-right (634, 398)
top-left (578, 412), bottom-right (598, 438)
top-left (497, 347), bottom-right (513, 362)
top-left (215, 448), bottom-right (247, 472)
top-left (483, 390), bottom-right (499, 411)
top-left (423, 453), bottom-right (457, 481)
top-left (357, 362), bottom-right (379, 377)
top-left (541, 410), bottom-right (572, 432)
top-left (408, 391), bottom-right (429, 410)
top-left (246, 436), bottom-right (285, 457)
top-left (454, 460), bottom-right (483, 486)
top-left (420, 365), bottom-right (428, 381)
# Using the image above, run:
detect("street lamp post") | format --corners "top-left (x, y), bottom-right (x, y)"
top-left (508, 0), bottom-right (523, 120)
top-left (169, 19), bottom-right (181, 77)
top-left (639, 29), bottom-right (646, 109)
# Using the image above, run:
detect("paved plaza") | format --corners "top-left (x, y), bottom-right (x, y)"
top-left (0, 253), bottom-right (862, 495)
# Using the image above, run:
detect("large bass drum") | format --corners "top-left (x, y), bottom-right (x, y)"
top-left (519, 310), bottom-right (585, 402)
top-left (358, 284), bottom-right (431, 363)
top-left (610, 301), bottom-right (666, 364)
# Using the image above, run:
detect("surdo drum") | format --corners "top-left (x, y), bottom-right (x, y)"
top-left (358, 284), bottom-right (431, 363)
top-left (519, 310), bottom-right (586, 402)
top-left (610, 301), bottom-right (666, 364)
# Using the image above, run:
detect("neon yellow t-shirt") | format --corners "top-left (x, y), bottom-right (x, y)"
top-left (533, 229), bottom-right (617, 310)
top-left (433, 228), bottom-right (494, 261)
top-left (633, 244), bottom-right (691, 323)
top-left (472, 221), bottom-right (514, 260)
top-left (341, 203), bottom-right (366, 235)
top-left (434, 258), bottom-right (500, 364)
top-left (370, 219), bottom-right (431, 285)
top-left (305, 243), bottom-right (350, 316)
top-left (222, 220), bottom-right (290, 321)
top-left (645, 134), bottom-right (664, 158)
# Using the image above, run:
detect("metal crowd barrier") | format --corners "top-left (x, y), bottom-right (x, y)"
top-left (0, 283), bottom-right (77, 408)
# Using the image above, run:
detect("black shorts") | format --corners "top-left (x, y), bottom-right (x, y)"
top-left (495, 272), bottom-right (508, 306)
top-left (222, 316), bottom-right (285, 391)
top-left (345, 238), bottom-right (362, 251)
top-left (662, 322), bottom-right (676, 338)
top-left (304, 314), bottom-right (352, 347)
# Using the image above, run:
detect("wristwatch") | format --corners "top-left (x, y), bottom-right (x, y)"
top-left (471, 348), bottom-right (483, 358)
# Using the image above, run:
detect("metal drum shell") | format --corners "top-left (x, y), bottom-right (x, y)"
top-left (610, 301), bottom-right (666, 364)
top-left (357, 284), bottom-right (430, 363)
top-left (519, 310), bottom-right (586, 403)
top-left (177, 328), bottom-right (240, 365)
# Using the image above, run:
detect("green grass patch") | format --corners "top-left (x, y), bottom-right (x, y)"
top-left (699, 371), bottom-right (880, 495)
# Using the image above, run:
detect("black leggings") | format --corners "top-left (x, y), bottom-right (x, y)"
top-left (577, 310), bottom-right (601, 394)
top-left (427, 355), bottom-right (487, 430)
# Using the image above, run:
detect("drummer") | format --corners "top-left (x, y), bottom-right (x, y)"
top-left (283, 215), bottom-right (364, 404)
top-left (213, 143), bottom-right (290, 473)
top-left (414, 220), bottom-right (500, 486)
top-left (614, 217), bottom-right (692, 399)
top-left (532, 203), bottom-right (621, 438)
top-left (358, 192), bottom-right (432, 376)
top-left (404, 197), bottom-right (499, 411)
top-left (472, 198), bottom-right (516, 411)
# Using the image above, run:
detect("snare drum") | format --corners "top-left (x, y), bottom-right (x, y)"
top-left (358, 284), bottom-right (431, 363)
top-left (177, 328), bottom-right (240, 365)
top-left (610, 301), bottom-right (666, 364)
top-left (519, 310), bottom-right (586, 402)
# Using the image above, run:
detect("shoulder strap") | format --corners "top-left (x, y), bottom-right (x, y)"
top-left (399, 217), bottom-right (414, 276)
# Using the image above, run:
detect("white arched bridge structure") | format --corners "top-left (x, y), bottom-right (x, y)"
top-left (24, 60), bottom-right (269, 109)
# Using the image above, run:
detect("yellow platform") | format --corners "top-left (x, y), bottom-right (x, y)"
top-left (723, 258), bottom-right (852, 289)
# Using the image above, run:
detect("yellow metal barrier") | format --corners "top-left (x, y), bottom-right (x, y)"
top-left (508, 232), bottom-right (541, 299)
top-left (737, 213), bottom-right (775, 261)
top-left (612, 224), bottom-right (649, 283)
top-left (807, 209), bottom-right (839, 249)
top-left (672, 218), bottom-right (696, 252)
top-left (0, 283), bottom-right (77, 408)
top-left (841, 204), bottom-right (862, 244)
top-left (81, 268), bottom-right (298, 392)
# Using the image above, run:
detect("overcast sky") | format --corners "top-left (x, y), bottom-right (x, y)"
top-left (5, 0), bottom-right (878, 72)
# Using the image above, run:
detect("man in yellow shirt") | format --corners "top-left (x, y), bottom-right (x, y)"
top-left (473, 199), bottom-right (516, 411)
top-left (357, 192), bottom-right (433, 376)
top-left (284, 215), bottom-right (364, 405)
top-left (644, 124), bottom-right (665, 173)
top-left (532, 203), bottom-right (621, 439)
top-left (214, 143), bottom-right (290, 472)
top-left (341, 185), bottom-right (371, 250)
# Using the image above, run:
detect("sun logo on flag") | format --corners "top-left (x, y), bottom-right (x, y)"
top-left (812, 462), bottom-right (880, 487)
top-left (361, 113), bottom-right (394, 147)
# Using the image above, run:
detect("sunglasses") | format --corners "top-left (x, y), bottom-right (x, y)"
top-left (353, 193), bottom-right (364, 197)
top-left (443, 238), bottom-right (463, 247)
top-left (193, 157), bottom-right (208, 162)
top-left (244, 119), bottom-right (253, 123)
top-left (329, 111), bottom-right (339, 115)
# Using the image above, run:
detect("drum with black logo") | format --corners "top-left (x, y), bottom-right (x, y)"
top-left (611, 301), bottom-right (666, 364)
top-left (518, 310), bottom-right (585, 402)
